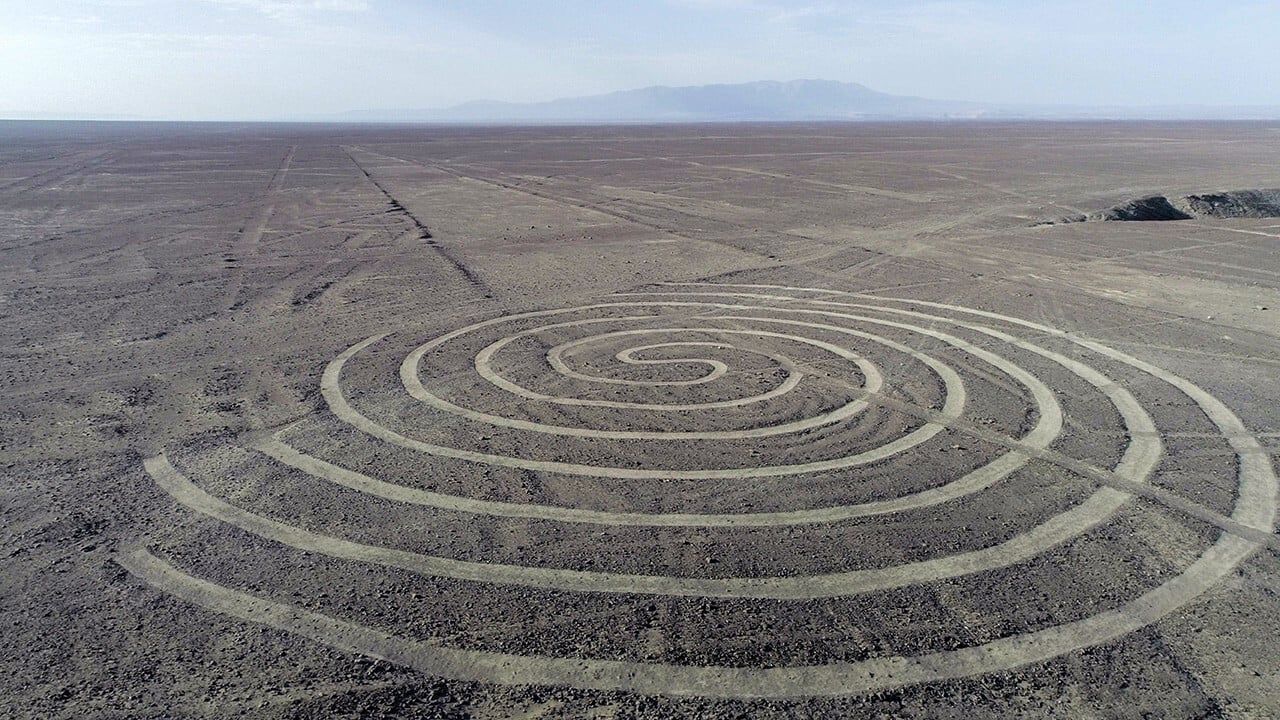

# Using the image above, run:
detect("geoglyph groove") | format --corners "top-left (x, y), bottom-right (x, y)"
top-left (121, 284), bottom-right (1277, 698)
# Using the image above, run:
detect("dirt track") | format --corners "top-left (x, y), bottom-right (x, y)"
top-left (2, 121), bottom-right (1279, 718)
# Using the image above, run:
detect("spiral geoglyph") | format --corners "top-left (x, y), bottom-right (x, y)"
top-left (122, 282), bottom-right (1277, 698)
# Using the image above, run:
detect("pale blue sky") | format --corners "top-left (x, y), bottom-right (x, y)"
top-left (3, 0), bottom-right (1279, 120)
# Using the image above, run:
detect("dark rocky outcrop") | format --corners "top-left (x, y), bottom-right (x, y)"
top-left (1089, 195), bottom-right (1192, 222)
top-left (1039, 188), bottom-right (1280, 224)
top-left (1179, 189), bottom-right (1280, 218)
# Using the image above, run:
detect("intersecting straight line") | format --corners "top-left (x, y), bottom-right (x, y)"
top-left (797, 355), bottom-right (1280, 551)
top-left (336, 293), bottom-right (1276, 549)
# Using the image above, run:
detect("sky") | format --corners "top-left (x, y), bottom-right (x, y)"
top-left (3, 0), bottom-right (1279, 120)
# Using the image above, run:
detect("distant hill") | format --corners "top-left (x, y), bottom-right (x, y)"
top-left (345, 80), bottom-right (982, 123)
top-left (338, 79), bottom-right (1280, 124)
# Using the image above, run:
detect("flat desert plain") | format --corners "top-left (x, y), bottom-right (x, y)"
top-left (2, 121), bottom-right (1279, 718)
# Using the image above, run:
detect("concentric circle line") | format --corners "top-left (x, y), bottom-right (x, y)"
top-left (116, 529), bottom-right (1269, 699)
top-left (363, 300), bottom-right (1079, 478)
top-left (398, 301), bottom-right (841, 402)
top-left (257, 436), bottom-right (1035, 527)
top-left (238, 305), bottom-right (1174, 594)
top-left (539, 330), bottom-right (798, 394)
top-left (641, 286), bottom-right (1275, 536)
top-left (323, 299), bottom-right (1190, 545)
top-left (547, 336), bottom-right (729, 387)
top-left (612, 291), bottom-right (1169, 470)
top-left (708, 311), bottom-right (1163, 482)
top-left (444, 324), bottom-right (885, 439)
top-left (381, 356), bottom-right (943, 479)
top-left (471, 314), bottom-right (806, 409)
top-left (614, 341), bottom-right (732, 385)
top-left (617, 341), bottom-right (729, 364)
top-left (301, 300), bottom-right (1190, 598)
top-left (122, 287), bottom-right (1279, 699)
top-left (142, 452), bottom-right (1148, 599)
top-left (616, 290), bottom-right (1171, 500)
top-left (471, 317), bottom-right (802, 409)
top-left (795, 284), bottom-right (1273, 530)
top-left (286, 296), bottom-right (1185, 527)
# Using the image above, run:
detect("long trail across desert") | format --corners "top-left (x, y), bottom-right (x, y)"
top-left (3, 121), bottom-right (1279, 717)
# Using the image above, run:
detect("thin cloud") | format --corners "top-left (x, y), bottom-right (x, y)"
top-left (198, 0), bottom-right (369, 20)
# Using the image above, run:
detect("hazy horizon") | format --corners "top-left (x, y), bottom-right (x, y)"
top-left (4, 0), bottom-right (1280, 121)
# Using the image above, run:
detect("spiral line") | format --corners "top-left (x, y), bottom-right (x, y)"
top-left (120, 284), bottom-right (1277, 699)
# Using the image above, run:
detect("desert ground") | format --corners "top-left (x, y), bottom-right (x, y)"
top-left (2, 120), bottom-right (1279, 718)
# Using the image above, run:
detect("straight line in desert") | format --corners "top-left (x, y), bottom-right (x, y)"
top-left (663, 284), bottom-right (1279, 539)
top-left (675, 157), bottom-right (931, 202)
top-left (222, 145), bottom-right (297, 311)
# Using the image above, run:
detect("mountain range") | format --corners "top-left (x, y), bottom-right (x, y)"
top-left (339, 80), bottom-right (1280, 124)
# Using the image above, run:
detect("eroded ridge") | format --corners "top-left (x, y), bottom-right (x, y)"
top-left (120, 285), bottom-right (1277, 699)
top-left (1038, 187), bottom-right (1280, 224)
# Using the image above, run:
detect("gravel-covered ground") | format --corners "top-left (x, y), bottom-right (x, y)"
top-left (2, 120), bottom-right (1279, 718)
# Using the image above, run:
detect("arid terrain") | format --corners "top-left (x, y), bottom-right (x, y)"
top-left (2, 121), bottom-right (1279, 718)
